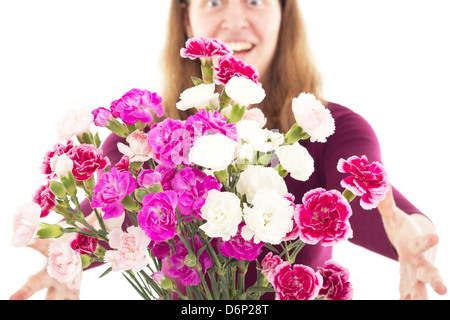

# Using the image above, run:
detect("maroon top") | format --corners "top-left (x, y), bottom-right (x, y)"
top-left (84, 102), bottom-right (422, 297)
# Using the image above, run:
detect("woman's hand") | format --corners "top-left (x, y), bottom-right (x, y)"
top-left (10, 239), bottom-right (81, 300)
top-left (378, 186), bottom-right (447, 299)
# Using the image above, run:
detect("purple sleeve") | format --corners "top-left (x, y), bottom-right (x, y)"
top-left (321, 103), bottom-right (423, 260)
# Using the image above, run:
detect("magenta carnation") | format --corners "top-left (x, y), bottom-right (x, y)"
top-left (90, 168), bottom-right (137, 219)
top-left (137, 169), bottom-right (162, 188)
top-left (33, 182), bottom-right (56, 218)
top-left (150, 241), bottom-right (171, 259)
top-left (337, 155), bottom-right (389, 210)
top-left (92, 107), bottom-right (112, 127)
top-left (215, 55), bottom-right (259, 85)
top-left (147, 118), bottom-right (190, 168)
top-left (137, 191), bottom-right (178, 242)
top-left (70, 228), bottom-right (98, 255)
top-left (185, 109), bottom-right (237, 143)
top-left (66, 144), bottom-right (110, 181)
top-left (180, 37), bottom-right (232, 60)
top-left (297, 188), bottom-right (352, 246)
top-left (166, 236), bottom-right (213, 286)
top-left (171, 167), bottom-right (221, 220)
top-left (110, 88), bottom-right (164, 126)
top-left (317, 259), bottom-right (353, 300)
top-left (219, 223), bottom-right (265, 261)
top-left (271, 262), bottom-right (323, 300)
top-left (40, 140), bottom-right (75, 178)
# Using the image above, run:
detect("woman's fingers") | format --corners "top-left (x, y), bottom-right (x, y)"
top-left (407, 233), bottom-right (439, 257)
top-left (27, 238), bottom-right (51, 256)
top-left (10, 268), bottom-right (50, 300)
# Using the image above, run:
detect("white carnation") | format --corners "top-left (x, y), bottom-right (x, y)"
top-left (236, 120), bottom-right (272, 152)
top-left (242, 107), bottom-right (267, 128)
top-left (275, 143), bottom-right (314, 181)
top-left (241, 189), bottom-right (294, 244)
top-left (50, 154), bottom-right (74, 178)
top-left (225, 77), bottom-right (265, 106)
top-left (236, 165), bottom-right (287, 204)
top-left (200, 190), bottom-right (243, 240)
top-left (189, 134), bottom-right (237, 172)
top-left (176, 83), bottom-right (219, 111)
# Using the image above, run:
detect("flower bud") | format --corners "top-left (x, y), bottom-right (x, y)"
top-left (80, 254), bottom-right (92, 269)
top-left (284, 123), bottom-right (310, 145)
top-left (61, 171), bottom-right (77, 197)
top-left (50, 181), bottom-right (66, 199)
top-left (184, 253), bottom-right (197, 268)
top-left (37, 223), bottom-right (65, 239)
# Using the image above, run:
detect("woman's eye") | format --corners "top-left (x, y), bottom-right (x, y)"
top-left (207, 0), bottom-right (223, 7)
top-left (247, 0), bottom-right (263, 5)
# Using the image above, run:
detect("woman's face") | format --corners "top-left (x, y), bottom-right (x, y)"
top-left (185, 0), bottom-right (282, 80)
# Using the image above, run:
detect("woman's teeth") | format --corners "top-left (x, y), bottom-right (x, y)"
top-left (227, 42), bottom-right (253, 52)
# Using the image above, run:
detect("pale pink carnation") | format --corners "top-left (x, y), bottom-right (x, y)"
top-left (105, 226), bottom-right (150, 272)
top-left (317, 259), bottom-right (353, 300)
top-left (11, 202), bottom-right (41, 248)
top-left (215, 55), bottom-right (259, 85)
top-left (180, 37), bottom-right (232, 60)
top-left (271, 262), bottom-right (323, 300)
top-left (47, 241), bottom-right (82, 284)
top-left (337, 155), bottom-right (389, 210)
top-left (297, 188), bottom-right (352, 246)
top-left (117, 130), bottom-right (153, 162)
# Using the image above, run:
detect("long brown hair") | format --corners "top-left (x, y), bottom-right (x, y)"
top-left (158, 0), bottom-right (323, 133)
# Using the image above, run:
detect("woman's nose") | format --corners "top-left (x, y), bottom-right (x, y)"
top-left (220, 2), bottom-right (249, 31)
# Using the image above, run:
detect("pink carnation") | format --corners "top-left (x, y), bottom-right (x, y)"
top-left (215, 55), bottom-right (259, 85)
top-left (185, 109), bottom-right (237, 143)
top-left (337, 155), bottom-right (389, 210)
top-left (90, 168), bottom-right (137, 219)
top-left (166, 236), bottom-right (213, 286)
top-left (297, 188), bottom-right (352, 246)
top-left (180, 37), bottom-right (232, 60)
top-left (110, 88), bottom-right (164, 126)
top-left (137, 191), bottom-right (178, 242)
top-left (171, 167), bottom-right (221, 220)
top-left (70, 229), bottom-right (98, 255)
top-left (219, 222), bottom-right (265, 261)
top-left (317, 259), bottom-right (353, 300)
top-left (137, 169), bottom-right (162, 188)
top-left (271, 262), bottom-right (323, 300)
top-left (260, 252), bottom-right (284, 281)
top-left (116, 155), bottom-right (130, 172)
top-left (147, 118), bottom-right (190, 168)
top-left (33, 182), bottom-right (56, 218)
top-left (40, 140), bottom-right (75, 178)
top-left (150, 241), bottom-right (171, 259)
top-left (66, 144), bottom-right (110, 181)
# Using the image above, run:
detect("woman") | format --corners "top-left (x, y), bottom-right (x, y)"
top-left (10, 0), bottom-right (446, 300)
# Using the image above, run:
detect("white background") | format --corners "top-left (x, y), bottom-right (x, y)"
top-left (1, 0), bottom-right (449, 300)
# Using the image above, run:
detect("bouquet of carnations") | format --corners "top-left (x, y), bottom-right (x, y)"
top-left (12, 37), bottom-right (389, 300)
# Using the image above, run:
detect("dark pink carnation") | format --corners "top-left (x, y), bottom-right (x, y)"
top-left (70, 229), bottom-right (98, 255)
top-left (271, 262), bottom-right (323, 300)
top-left (33, 182), bottom-right (56, 218)
top-left (166, 236), bottom-right (213, 286)
top-left (180, 37), bottom-right (232, 60)
top-left (66, 144), bottom-right (110, 181)
top-left (337, 155), bottom-right (389, 210)
top-left (317, 259), bottom-right (353, 300)
top-left (219, 223), bottom-right (265, 261)
top-left (185, 109), bottom-right (237, 144)
top-left (215, 55), bottom-right (259, 85)
top-left (150, 241), bottom-right (171, 259)
top-left (92, 107), bottom-right (112, 127)
top-left (147, 118), bottom-right (191, 168)
top-left (116, 155), bottom-right (130, 172)
top-left (171, 167), bottom-right (221, 220)
top-left (110, 89), bottom-right (164, 126)
top-left (137, 191), bottom-right (178, 242)
top-left (40, 140), bottom-right (75, 177)
top-left (90, 168), bottom-right (137, 219)
top-left (297, 188), bottom-right (352, 246)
